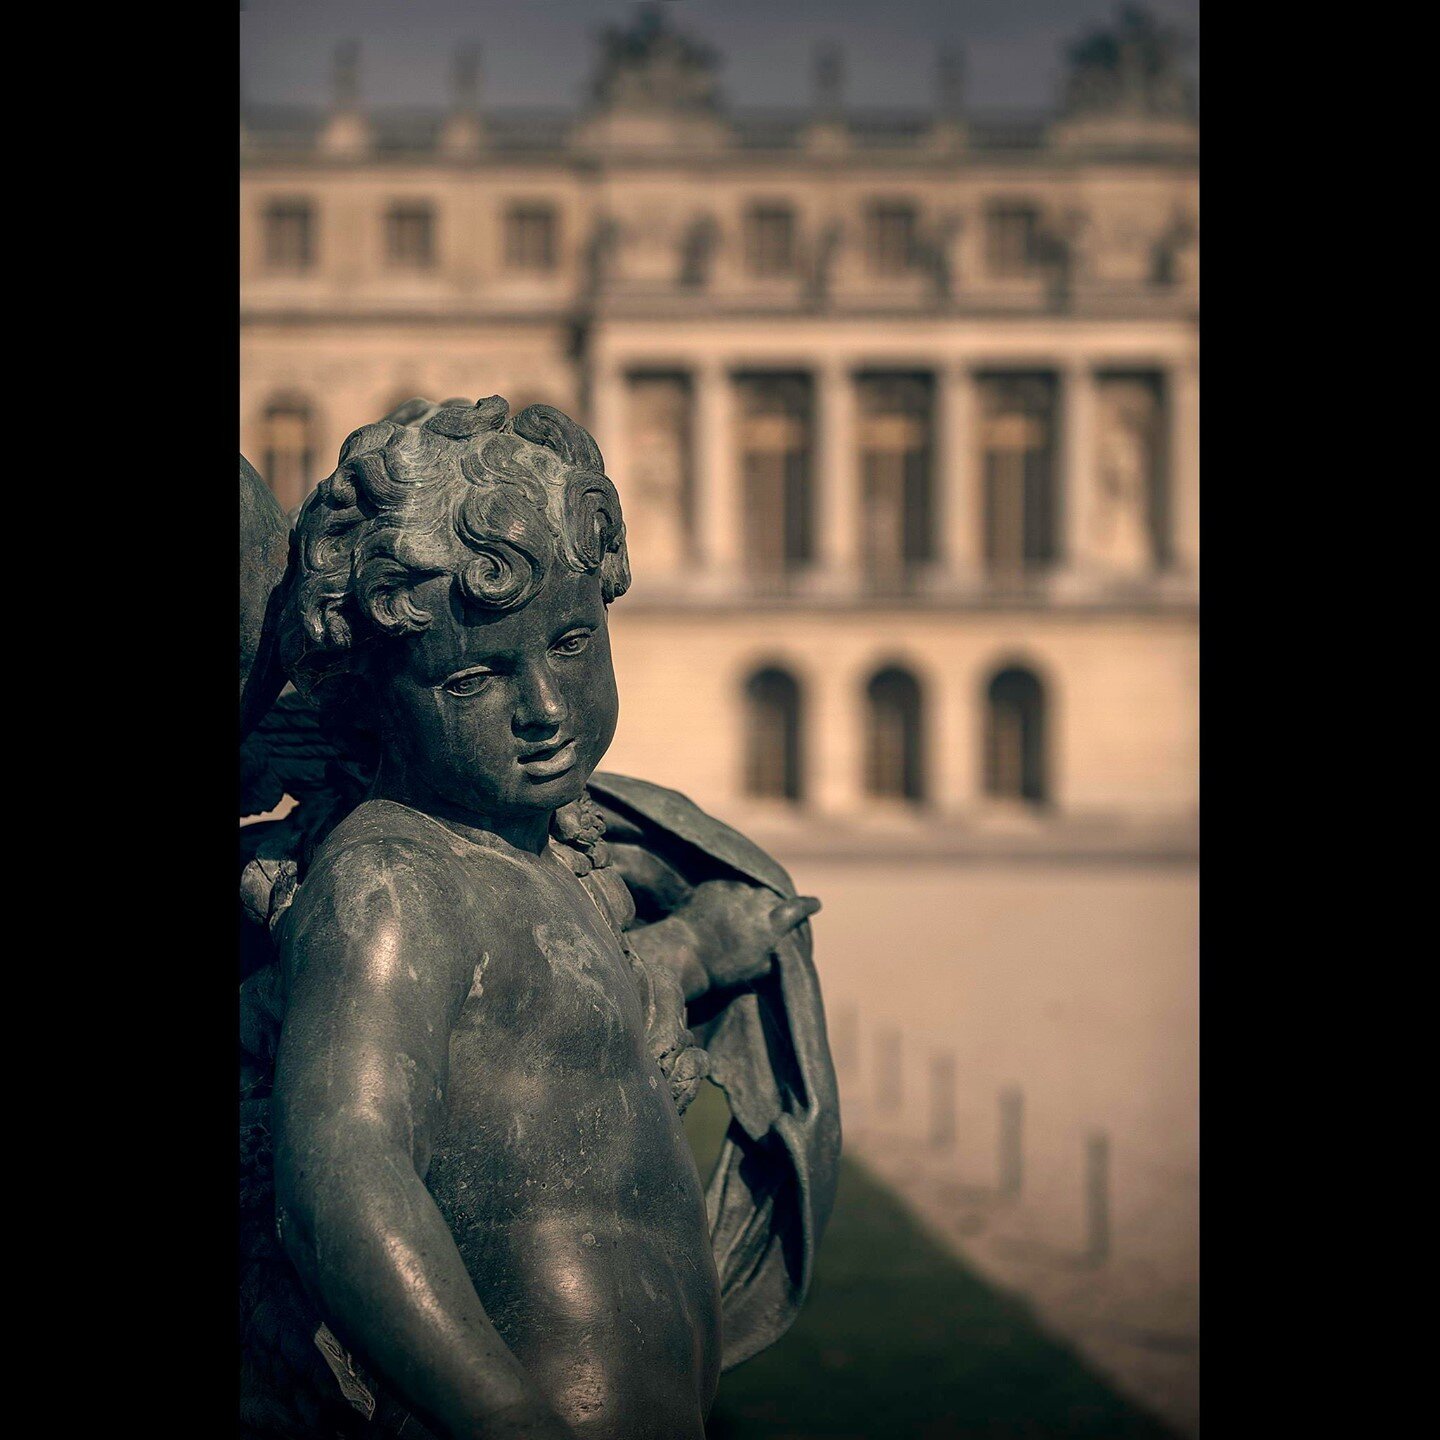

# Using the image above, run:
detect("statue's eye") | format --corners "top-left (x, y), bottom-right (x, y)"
top-left (443, 670), bottom-right (492, 698)
top-left (552, 631), bottom-right (592, 657)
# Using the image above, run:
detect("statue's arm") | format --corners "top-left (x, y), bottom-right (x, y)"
top-left (272, 842), bottom-right (569, 1440)
top-left (616, 852), bottom-right (819, 1002)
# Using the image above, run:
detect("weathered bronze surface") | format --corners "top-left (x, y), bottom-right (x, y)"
top-left (239, 397), bottom-right (840, 1439)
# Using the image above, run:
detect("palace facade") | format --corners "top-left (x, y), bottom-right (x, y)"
top-left (240, 4), bottom-right (1199, 855)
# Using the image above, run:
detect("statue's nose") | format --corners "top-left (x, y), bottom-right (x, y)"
top-left (513, 664), bottom-right (566, 737)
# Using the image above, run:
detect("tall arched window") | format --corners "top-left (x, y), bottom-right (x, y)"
top-left (866, 667), bottom-right (925, 802)
top-left (744, 667), bottom-right (803, 801)
top-left (985, 666), bottom-right (1047, 804)
top-left (261, 397), bottom-right (318, 513)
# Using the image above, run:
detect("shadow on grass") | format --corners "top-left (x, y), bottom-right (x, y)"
top-left (684, 1082), bottom-right (1181, 1440)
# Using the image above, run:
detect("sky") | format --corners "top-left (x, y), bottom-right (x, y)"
top-left (239, 0), bottom-right (1200, 115)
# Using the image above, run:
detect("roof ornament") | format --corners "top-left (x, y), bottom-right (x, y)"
top-left (591, 1), bottom-right (721, 114)
top-left (938, 45), bottom-right (966, 119)
top-left (321, 38), bottom-right (370, 155)
top-left (1063, 4), bottom-right (1194, 118)
top-left (332, 39), bottom-right (360, 111)
top-left (813, 42), bottom-right (843, 118)
top-left (453, 44), bottom-right (481, 112)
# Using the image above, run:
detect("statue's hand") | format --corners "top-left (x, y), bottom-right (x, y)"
top-left (680, 879), bottom-right (821, 993)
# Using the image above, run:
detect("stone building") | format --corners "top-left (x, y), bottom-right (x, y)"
top-left (240, 4), bottom-right (1198, 852)
top-left (241, 12), bottom-right (1200, 1421)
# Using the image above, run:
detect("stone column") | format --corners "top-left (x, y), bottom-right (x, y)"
top-left (1170, 354), bottom-right (1200, 579)
top-left (1061, 360), bottom-right (1099, 576)
top-left (937, 361), bottom-right (980, 584)
top-left (934, 661), bottom-right (979, 814)
top-left (694, 359), bottom-right (741, 580)
top-left (813, 656), bottom-right (864, 815)
top-left (590, 361), bottom-right (629, 497)
top-left (815, 359), bottom-right (859, 588)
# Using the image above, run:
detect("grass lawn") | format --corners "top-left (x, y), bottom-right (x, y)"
top-left (684, 1082), bottom-right (1181, 1440)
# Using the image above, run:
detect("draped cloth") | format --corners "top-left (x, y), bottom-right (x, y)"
top-left (587, 773), bottom-right (842, 1372)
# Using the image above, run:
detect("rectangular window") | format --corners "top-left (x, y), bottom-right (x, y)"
top-left (387, 203), bottom-right (436, 269)
top-left (505, 204), bottom-right (558, 272)
top-left (738, 375), bottom-right (814, 579)
top-left (625, 372), bottom-right (695, 566)
top-left (857, 374), bottom-right (934, 586)
top-left (979, 374), bottom-right (1057, 573)
top-left (745, 205), bottom-right (795, 277)
top-left (986, 203), bottom-right (1041, 278)
top-left (262, 401), bottom-right (315, 513)
top-left (866, 203), bottom-right (918, 277)
top-left (264, 201), bottom-right (313, 272)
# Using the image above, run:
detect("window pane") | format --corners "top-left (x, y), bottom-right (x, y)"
top-left (265, 202), bottom-right (313, 271)
top-left (745, 669), bottom-right (802, 801)
top-left (986, 204), bottom-right (1041, 278)
top-left (859, 375), bottom-right (934, 585)
top-left (506, 205), bottom-right (557, 271)
top-left (387, 205), bottom-right (435, 268)
top-left (867, 204), bottom-right (917, 276)
top-left (739, 376), bottom-right (813, 576)
top-left (986, 668), bottom-right (1046, 803)
top-left (980, 375), bottom-right (1056, 573)
top-left (262, 401), bottom-right (316, 513)
top-left (746, 206), bottom-right (794, 276)
top-left (866, 669), bottom-right (924, 801)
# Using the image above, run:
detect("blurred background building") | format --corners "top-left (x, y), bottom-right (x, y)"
top-left (241, 2), bottom-right (1199, 1433)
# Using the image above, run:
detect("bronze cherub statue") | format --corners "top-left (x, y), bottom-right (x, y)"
top-left (238, 397), bottom-right (840, 1439)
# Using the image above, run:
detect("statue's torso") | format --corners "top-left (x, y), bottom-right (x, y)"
top-left (298, 801), bottom-right (721, 1439)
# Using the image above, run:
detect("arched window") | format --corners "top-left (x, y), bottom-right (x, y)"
top-left (866, 667), bottom-right (925, 802)
top-left (261, 397), bottom-right (318, 513)
top-left (985, 666), bottom-right (1047, 804)
top-left (744, 667), bottom-right (803, 801)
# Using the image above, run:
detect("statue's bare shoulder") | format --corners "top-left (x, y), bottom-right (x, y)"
top-left (283, 798), bottom-right (543, 1016)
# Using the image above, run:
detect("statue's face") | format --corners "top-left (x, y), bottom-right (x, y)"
top-left (372, 567), bottom-right (618, 824)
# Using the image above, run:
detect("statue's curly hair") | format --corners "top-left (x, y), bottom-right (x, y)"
top-left (280, 394), bottom-right (629, 723)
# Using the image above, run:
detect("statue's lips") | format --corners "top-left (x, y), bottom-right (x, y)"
top-left (519, 738), bottom-right (579, 779)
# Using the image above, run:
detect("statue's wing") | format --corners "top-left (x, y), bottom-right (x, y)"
top-left (240, 453), bottom-right (292, 740)
top-left (242, 688), bottom-right (351, 814)
top-left (587, 772), bottom-right (842, 1372)
top-left (239, 453), bottom-right (367, 884)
